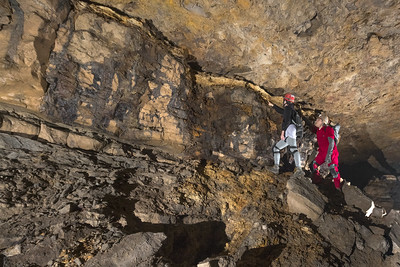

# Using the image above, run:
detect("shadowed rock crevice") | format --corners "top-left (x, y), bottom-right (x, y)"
top-left (236, 244), bottom-right (286, 267)
top-left (341, 162), bottom-right (383, 189)
top-left (102, 195), bottom-right (229, 265)
top-left (33, 1), bottom-right (72, 91)
top-left (97, 154), bottom-right (230, 266)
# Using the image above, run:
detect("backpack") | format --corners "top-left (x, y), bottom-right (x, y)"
top-left (332, 124), bottom-right (340, 145)
top-left (324, 124), bottom-right (341, 145)
top-left (292, 110), bottom-right (303, 139)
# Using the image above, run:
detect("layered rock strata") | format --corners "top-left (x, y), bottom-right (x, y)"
top-left (0, 104), bottom-right (400, 266)
top-left (99, 0), bottom-right (400, 172)
top-left (1, 1), bottom-right (400, 265)
top-left (0, 0), bottom-right (399, 172)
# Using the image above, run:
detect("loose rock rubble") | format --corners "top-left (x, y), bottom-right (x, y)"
top-left (0, 109), bottom-right (400, 266)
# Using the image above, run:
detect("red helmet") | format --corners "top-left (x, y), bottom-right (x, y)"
top-left (284, 93), bottom-right (295, 103)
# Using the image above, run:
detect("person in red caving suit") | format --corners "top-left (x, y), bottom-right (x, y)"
top-left (312, 114), bottom-right (342, 189)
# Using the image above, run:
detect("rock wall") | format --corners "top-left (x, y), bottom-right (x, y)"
top-left (0, 0), bottom-right (70, 109)
top-left (43, 2), bottom-right (190, 148)
top-left (36, 1), bottom-right (280, 162)
top-left (89, 0), bottom-right (400, 172)
top-left (1, 0), bottom-right (400, 172)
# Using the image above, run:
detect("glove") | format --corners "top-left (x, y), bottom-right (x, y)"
top-left (320, 162), bottom-right (329, 171)
top-left (320, 162), bottom-right (330, 178)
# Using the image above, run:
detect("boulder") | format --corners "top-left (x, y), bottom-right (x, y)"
top-left (355, 224), bottom-right (389, 254)
top-left (316, 214), bottom-right (356, 256)
top-left (85, 232), bottom-right (166, 267)
top-left (342, 183), bottom-right (386, 217)
top-left (390, 221), bottom-right (400, 254)
top-left (365, 234), bottom-right (389, 254)
top-left (286, 176), bottom-right (327, 221)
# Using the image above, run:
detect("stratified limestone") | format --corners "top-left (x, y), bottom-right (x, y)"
top-left (1, 0), bottom-right (400, 172)
top-left (104, 0), bottom-right (400, 172)
top-left (0, 108), bottom-right (397, 266)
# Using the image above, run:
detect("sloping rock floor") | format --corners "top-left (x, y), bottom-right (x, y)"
top-left (1, 111), bottom-right (400, 266)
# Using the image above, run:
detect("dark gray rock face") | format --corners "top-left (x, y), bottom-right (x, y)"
top-left (342, 183), bottom-right (374, 213)
top-left (316, 214), bottom-right (356, 256)
top-left (342, 182), bottom-right (387, 218)
top-left (390, 221), bottom-right (400, 254)
top-left (355, 224), bottom-right (389, 254)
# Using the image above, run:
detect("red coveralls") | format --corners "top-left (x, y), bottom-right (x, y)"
top-left (312, 126), bottom-right (341, 188)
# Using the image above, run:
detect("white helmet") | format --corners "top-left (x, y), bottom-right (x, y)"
top-left (319, 114), bottom-right (329, 124)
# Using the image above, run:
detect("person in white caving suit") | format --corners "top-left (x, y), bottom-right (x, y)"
top-left (268, 93), bottom-right (304, 177)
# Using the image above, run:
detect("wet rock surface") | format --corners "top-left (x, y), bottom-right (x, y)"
top-left (0, 107), bottom-right (399, 266)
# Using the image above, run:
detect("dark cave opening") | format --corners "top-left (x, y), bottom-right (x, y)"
top-left (340, 161), bottom-right (384, 189)
top-left (102, 168), bottom-right (229, 267)
top-left (103, 188), bottom-right (229, 266)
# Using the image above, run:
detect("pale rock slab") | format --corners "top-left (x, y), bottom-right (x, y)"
top-left (286, 176), bottom-right (327, 221)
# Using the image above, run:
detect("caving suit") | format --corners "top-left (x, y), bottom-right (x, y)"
top-left (272, 103), bottom-right (302, 168)
top-left (312, 125), bottom-right (341, 188)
